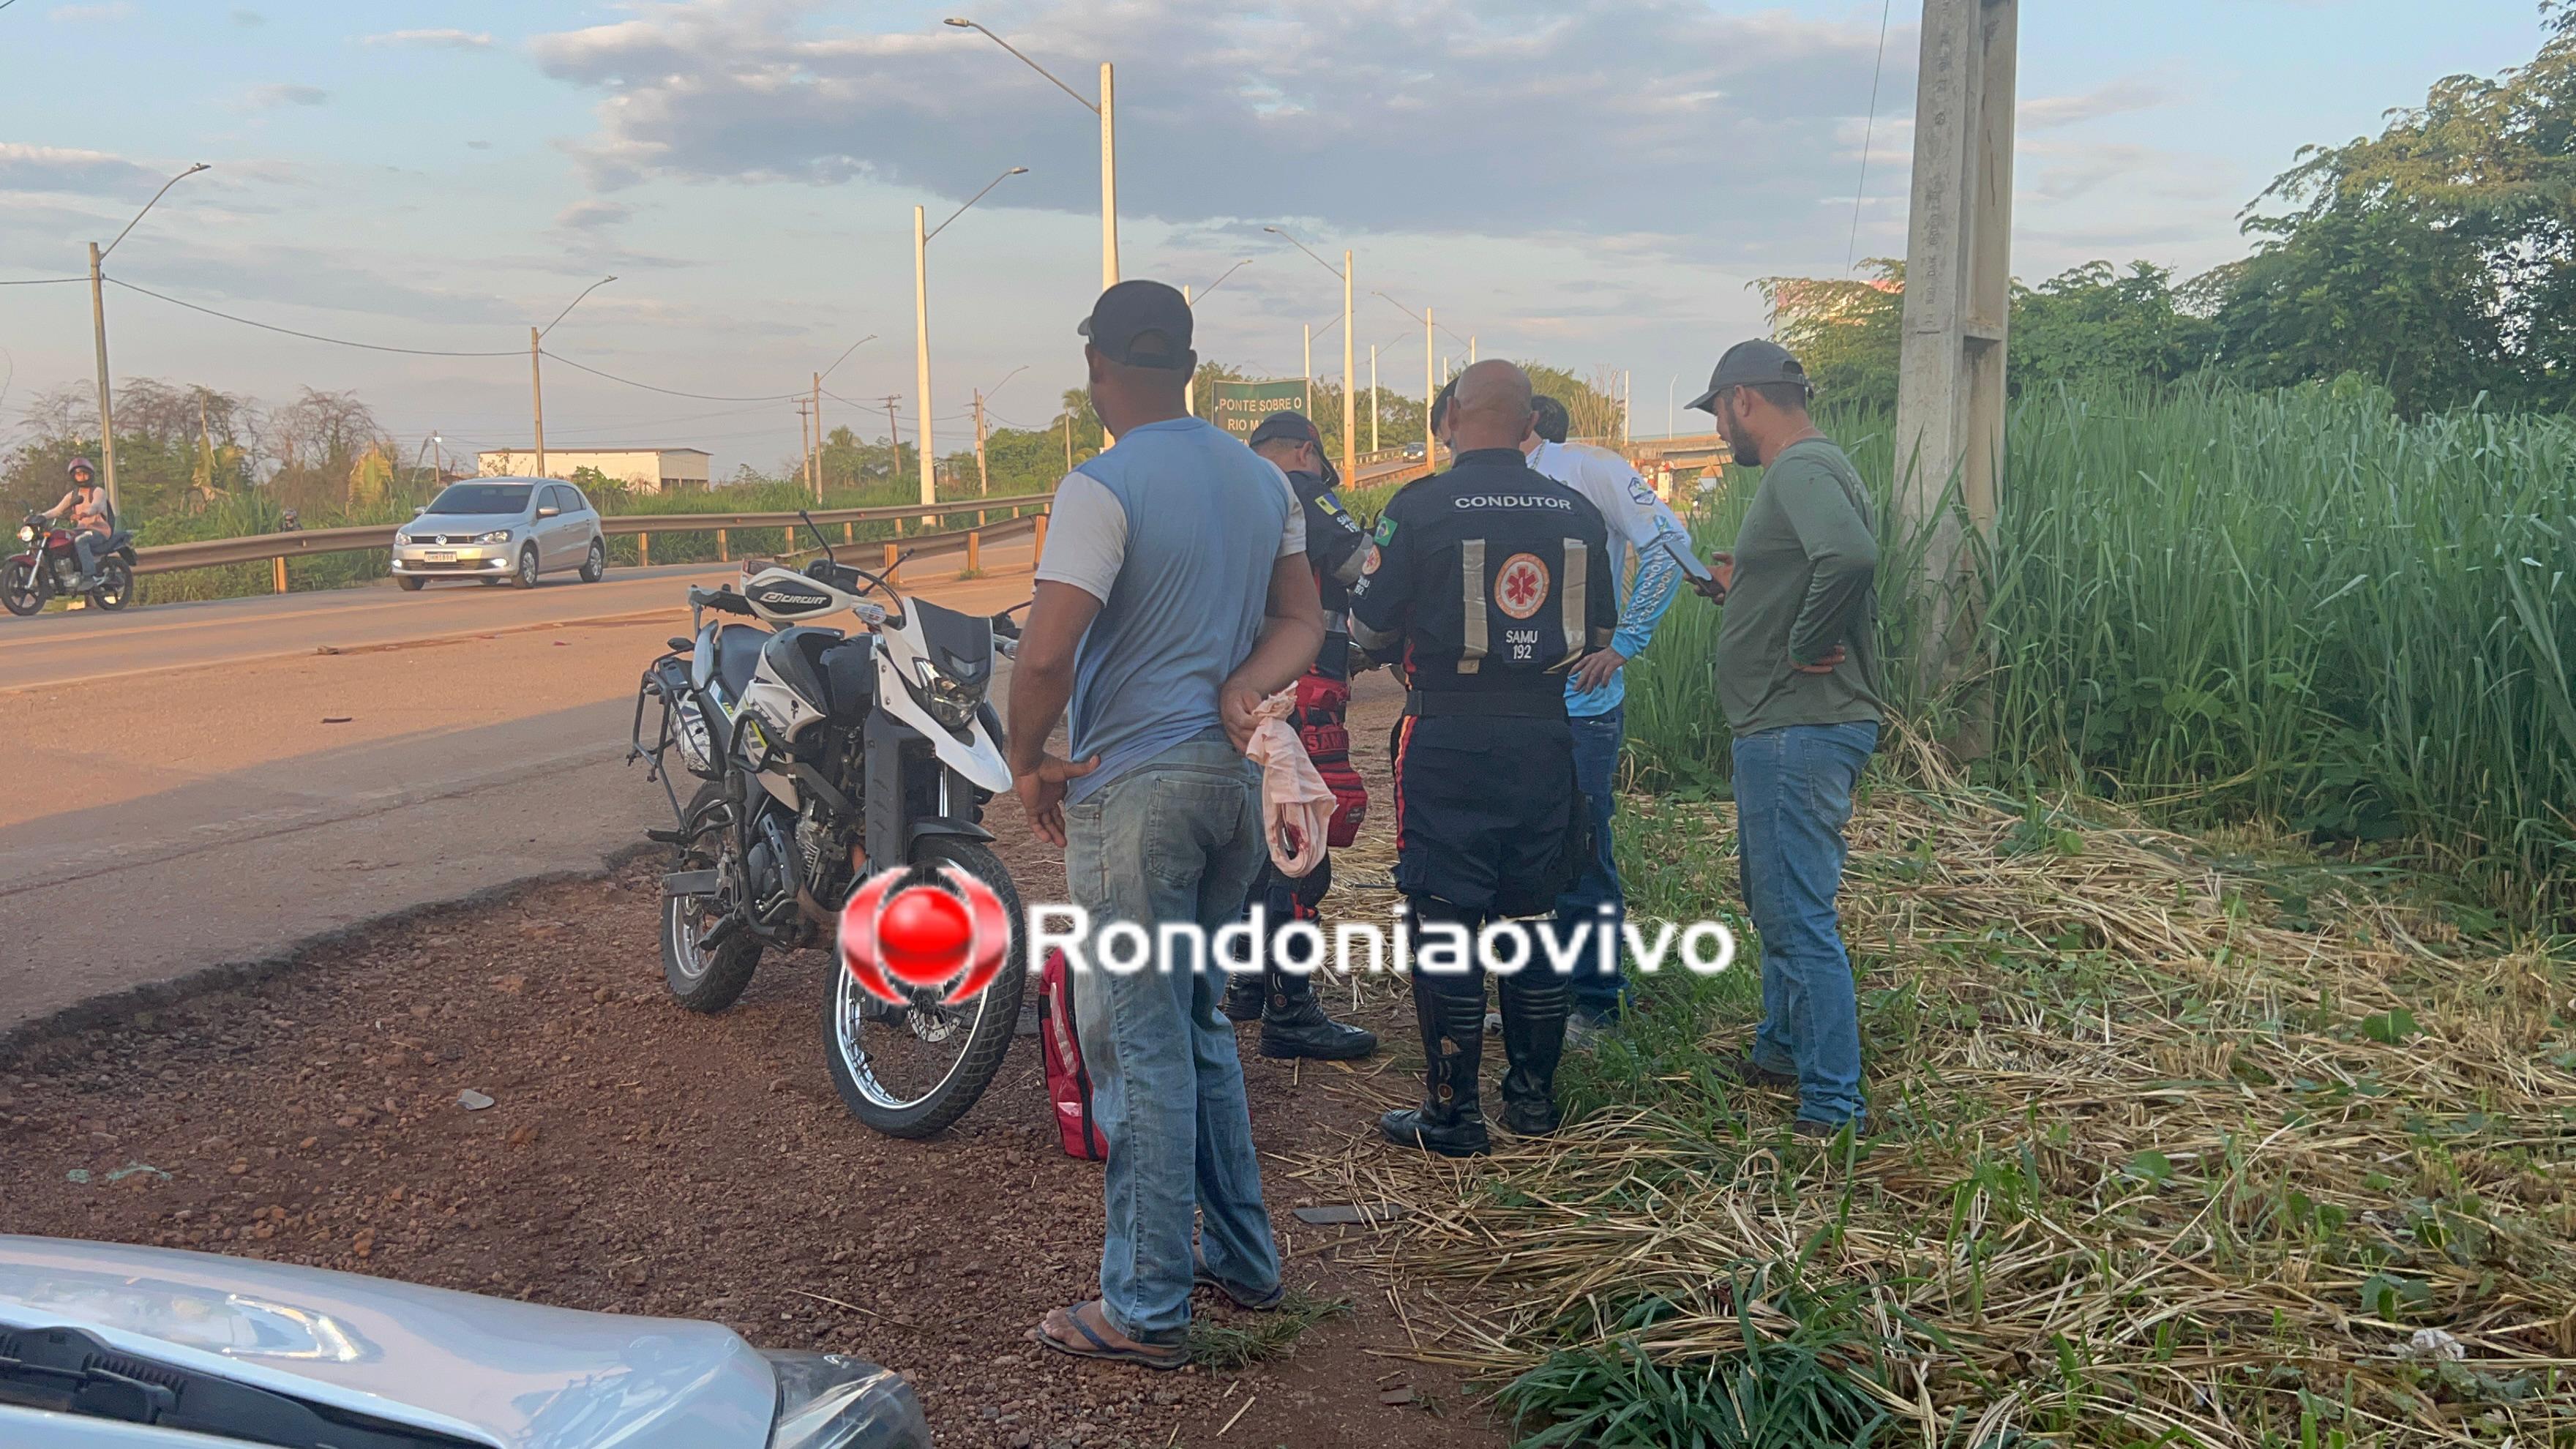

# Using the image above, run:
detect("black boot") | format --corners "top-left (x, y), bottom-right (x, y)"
top-left (1220, 970), bottom-right (1265, 1024)
top-left (1378, 975), bottom-right (1490, 1156)
top-left (1496, 970), bottom-right (1570, 1136)
top-left (1257, 967), bottom-right (1377, 1060)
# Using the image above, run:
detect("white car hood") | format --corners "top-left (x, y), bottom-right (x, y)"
top-left (0, 1236), bottom-right (775, 1449)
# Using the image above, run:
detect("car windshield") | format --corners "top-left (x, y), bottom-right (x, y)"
top-left (427, 484), bottom-right (531, 515)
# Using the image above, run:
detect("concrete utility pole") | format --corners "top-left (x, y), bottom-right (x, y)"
top-left (1183, 285), bottom-right (1195, 416)
top-left (88, 243), bottom-right (118, 513)
top-left (86, 161), bottom-right (211, 514)
top-left (973, 389), bottom-right (990, 495)
top-left (1341, 250), bottom-right (1355, 490)
top-left (812, 372), bottom-right (824, 501)
top-left (1895, 0), bottom-right (2018, 718)
top-left (1303, 324), bottom-right (1312, 417)
top-left (1062, 413), bottom-right (1072, 471)
top-left (1425, 306), bottom-right (1437, 469)
top-left (913, 204), bottom-right (936, 508)
top-left (880, 395), bottom-right (903, 478)
top-left (530, 326), bottom-right (546, 476)
top-left (1370, 344), bottom-right (1379, 452)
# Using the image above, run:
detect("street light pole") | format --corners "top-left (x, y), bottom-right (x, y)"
top-left (88, 161), bottom-right (210, 514)
top-left (1099, 61), bottom-right (1118, 291)
top-left (1303, 324), bottom-right (1311, 416)
top-left (531, 274), bottom-right (617, 478)
top-left (942, 20), bottom-right (1115, 291)
top-left (913, 204), bottom-right (935, 508)
top-left (914, 166), bottom-right (1027, 509)
top-left (1341, 250), bottom-right (1355, 487)
top-left (1426, 307), bottom-right (1436, 468)
top-left (1370, 344), bottom-right (1379, 453)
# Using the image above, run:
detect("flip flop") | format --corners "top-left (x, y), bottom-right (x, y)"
top-left (1030, 1301), bottom-right (1190, 1371)
top-left (1191, 1253), bottom-right (1287, 1311)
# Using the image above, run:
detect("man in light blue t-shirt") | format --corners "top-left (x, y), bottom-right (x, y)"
top-left (1008, 280), bottom-right (1325, 1370)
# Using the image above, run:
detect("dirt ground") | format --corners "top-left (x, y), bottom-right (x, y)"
top-left (0, 684), bottom-right (1514, 1449)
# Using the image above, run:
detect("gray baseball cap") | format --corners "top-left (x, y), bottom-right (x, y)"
top-left (1685, 340), bottom-right (1809, 413)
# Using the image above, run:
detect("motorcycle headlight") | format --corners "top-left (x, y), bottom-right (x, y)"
top-left (907, 657), bottom-right (982, 733)
top-left (763, 1350), bottom-right (929, 1449)
top-left (476, 529), bottom-right (513, 544)
top-left (15, 525), bottom-right (31, 543)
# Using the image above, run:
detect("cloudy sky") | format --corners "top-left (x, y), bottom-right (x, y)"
top-left (0, 1), bottom-right (2552, 474)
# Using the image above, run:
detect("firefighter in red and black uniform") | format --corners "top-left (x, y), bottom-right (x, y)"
top-left (1348, 362), bottom-right (1615, 1156)
top-left (1219, 411), bottom-right (1377, 1060)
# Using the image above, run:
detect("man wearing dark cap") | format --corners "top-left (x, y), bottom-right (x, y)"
top-left (1219, 410), bottom-right (1377, 1060)
top-left (1683, 339), bottom-right (1886, 1141)
top-left (1349, 360), bottom-right (1616, 1156)
top-left (1009, 280), bottom-right (1326, 1367)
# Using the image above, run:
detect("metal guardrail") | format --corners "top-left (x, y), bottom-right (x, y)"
top-left (130, 491), bottom-right (1055, 577)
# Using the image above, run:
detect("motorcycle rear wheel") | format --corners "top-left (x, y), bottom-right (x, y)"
top-left (822, 836), bottom-right (1027, 1139)
top-left (91, 558), bottom-right (134, 612)
top-left (660, 782), bottom-right (763, 1012)
top-left (1, 561), bottom-right (40, 617)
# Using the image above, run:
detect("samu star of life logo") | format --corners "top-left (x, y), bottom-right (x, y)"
top-left (1494, 552), bottom-right (1550, 620)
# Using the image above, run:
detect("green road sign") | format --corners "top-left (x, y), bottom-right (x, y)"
top-left (1208, 380), bottom-right (1307, 441)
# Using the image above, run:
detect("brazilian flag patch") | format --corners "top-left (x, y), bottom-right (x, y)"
top-left (1373, 514), bottom-right (1399, 545)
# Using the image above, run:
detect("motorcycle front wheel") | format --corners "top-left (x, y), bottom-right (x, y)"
top-left (1, 561), bottom-right (40, 617)
top-left (660, 782), bottom-right (763, 1012)
top-left (822, 836), bottom-right (1027, 1139)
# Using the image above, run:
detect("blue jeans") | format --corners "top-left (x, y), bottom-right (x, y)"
top-left (1062, 731), bottom-right (1278, 1346)
top-left (1731, 720), bottom-right (1878, 1127)
top-left (75, 531), bottom-right (108, 577)
top-left (1552, 705), bottom-right (1625, 1016)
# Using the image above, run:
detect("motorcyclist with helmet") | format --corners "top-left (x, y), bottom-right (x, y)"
top-left (42, 458), bottom-right (116, 587)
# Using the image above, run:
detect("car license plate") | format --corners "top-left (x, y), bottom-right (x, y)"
top-left (423, 550), bottom-right (455, 562)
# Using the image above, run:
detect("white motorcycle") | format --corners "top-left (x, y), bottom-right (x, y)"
top-left (632, 513), bottom-right (1027, 1138)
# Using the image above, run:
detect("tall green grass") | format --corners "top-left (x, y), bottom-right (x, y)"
top-left (1625, 382), bottom-right (2576, 919)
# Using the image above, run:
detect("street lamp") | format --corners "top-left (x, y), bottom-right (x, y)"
top-left (806, 334), bottom-right (878, 501)
top-left (1374, 290), bottom-right (1442, 470)
top-left (530, 275), bottom-right (617, 476)
top-left (89, 161), bottom-right (209, 513)
top-left (1265, 227), bottom-right (1354, 487)
top-left (971, 364), bottom-right (1027, 495)
top-left (943, 18), bottom-right (1115, 293)
top-left (1181, 260), bottom-right (1251, 418)
top-left (916, 165), bottom-right (1028, 507)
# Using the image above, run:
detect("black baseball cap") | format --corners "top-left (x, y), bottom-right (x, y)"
top-left (1685, 340), bottom-right (1809, 413)
top-left (1077, 280), bottom-right (1194, 370)
top-left (1246, 409), bottom-right (1319, 449)
top-left (1246, 409), bottom-right (1339, 487)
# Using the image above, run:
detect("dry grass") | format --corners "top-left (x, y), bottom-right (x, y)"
top-left (1294, 746), bottom-right (2576, 1447)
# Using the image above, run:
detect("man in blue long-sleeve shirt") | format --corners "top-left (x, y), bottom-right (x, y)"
top-left (1521, 394), bottom-right (1690, 1032)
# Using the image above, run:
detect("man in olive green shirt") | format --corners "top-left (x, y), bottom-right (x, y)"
top-left (1685, 340), bottom-right (1882, 1139)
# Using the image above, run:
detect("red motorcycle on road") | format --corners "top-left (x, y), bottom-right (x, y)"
top-left (4, 513), bottom-right (137, 616)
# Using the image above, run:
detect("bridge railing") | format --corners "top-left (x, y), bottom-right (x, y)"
top-left (131, 492), bottom-right (1057, 580)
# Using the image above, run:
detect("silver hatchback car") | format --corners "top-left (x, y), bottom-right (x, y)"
top-left (392, 479), bottom-right (607, 591)
top-left (0, 1234), bottom-right (930, 1449)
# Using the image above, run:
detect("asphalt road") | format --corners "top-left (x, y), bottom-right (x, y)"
top-left (0, 539), bottom-right (1039, 1034)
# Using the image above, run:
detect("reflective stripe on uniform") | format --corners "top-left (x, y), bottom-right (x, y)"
top-left (1559, 538), bottom-right (1588, 664)
top-left (1458, 538), bottom-right (1486, 675)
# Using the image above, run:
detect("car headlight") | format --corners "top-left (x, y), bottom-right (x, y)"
top-left (763, 1350), bottom-right (929, 1449)
top-left (907, 657), bottom-right (982, 732)
top-left (476, 529), bottom-right (513, 544)
top-left (15, 525), bottom-right (31, 543)
top-left (394, 533), bottom-right (411, 546)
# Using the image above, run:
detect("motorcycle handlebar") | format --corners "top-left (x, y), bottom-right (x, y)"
top-left (688, 586), bottom-right (755, 616)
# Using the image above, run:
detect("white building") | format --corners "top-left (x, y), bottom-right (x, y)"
top-left (475, 446), bottom-right (710, 494)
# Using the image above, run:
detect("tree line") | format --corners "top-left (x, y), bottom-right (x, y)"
top-left (1768, 6), bottom-right (2576, 418)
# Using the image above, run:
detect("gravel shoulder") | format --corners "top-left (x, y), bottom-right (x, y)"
top-left (0, 678), bottom-right (1513, 1449)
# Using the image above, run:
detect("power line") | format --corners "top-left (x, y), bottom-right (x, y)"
top-left (0, 277), bottom-right (83, 287)
top-left (102, 277), bottom-right (524, 356)
top-left (1846, 0), bottom-right (1896, 274)
top-left (537, 348), bottom-right (801, 402)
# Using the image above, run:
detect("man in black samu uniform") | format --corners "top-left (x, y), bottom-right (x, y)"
top-left (1349, 361), bottom-right (1616, 1156)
